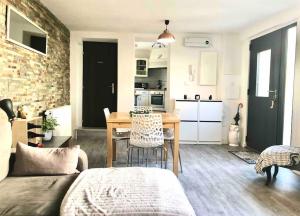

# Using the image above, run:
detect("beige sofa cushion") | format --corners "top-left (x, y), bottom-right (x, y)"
top-left (0, 119), bottom-right (12, 182)
top-left (13, 143), bottom-right (80, 176)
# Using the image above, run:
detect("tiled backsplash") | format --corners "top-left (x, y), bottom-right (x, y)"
top-left (135, 68), bottom-right (167, 89)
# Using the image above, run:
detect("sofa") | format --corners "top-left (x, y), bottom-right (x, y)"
top-left (0, 119), bottom-right (88, 216)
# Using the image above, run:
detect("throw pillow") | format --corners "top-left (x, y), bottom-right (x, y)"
top-left (13, 142), bottom-right (80, 176)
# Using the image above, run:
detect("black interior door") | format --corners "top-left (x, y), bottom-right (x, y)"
top-left (83, 42), bottom-right (117, 128)
top-left (247, 29), bottom-right (284, 152)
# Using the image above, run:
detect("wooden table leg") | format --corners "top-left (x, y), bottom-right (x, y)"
top-left (106, 123), bottom-right (113, 167)
top-left (173, 122), bottom-right (179, 176)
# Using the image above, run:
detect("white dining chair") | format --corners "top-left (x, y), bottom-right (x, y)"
top-left (164, 128), bottom-right (183, 173)
top-left (103, 108), bottom-right (130, 160)
top-left (128, 113), bottom-right (167, 168)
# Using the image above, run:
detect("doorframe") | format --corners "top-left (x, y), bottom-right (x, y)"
top-left (245, 23), bottom-right (297, 148)
top-left (277, 23), bottom-right (297, 146)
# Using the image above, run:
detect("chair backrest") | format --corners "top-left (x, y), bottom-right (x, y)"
top-left (130, 113), bottom-right (164, 148)
top-left (134, 106), bottom-right (153, 113)
top-left (103, 108), bottom-right (110, 121)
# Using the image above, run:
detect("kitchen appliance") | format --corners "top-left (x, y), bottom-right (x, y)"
top-left (134, 90), bottom-right (149, 107)
top-left (184, 37), bottom-right (212, 48)
top-left (149, 90), bottom-right (165, 111)
top-left (135, 82), bottom-right (149, 89)
top-left (134, 89), bottom-right (165, 111)
top-left (156, 80), bottom-right (162, 89)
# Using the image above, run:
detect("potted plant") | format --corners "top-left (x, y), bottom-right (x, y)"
top-left (42, 113), bottom-right (58, 141)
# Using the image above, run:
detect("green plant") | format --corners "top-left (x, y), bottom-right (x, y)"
top-left (42, 116), bottom-right (59, 132)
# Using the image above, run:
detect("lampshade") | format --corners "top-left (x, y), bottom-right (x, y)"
top-left (0, 99), bottom-right (16, 122)
top-left (157, 20), bottom-right (175, 44)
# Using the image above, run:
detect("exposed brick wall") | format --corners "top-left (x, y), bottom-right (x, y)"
top-left (0, 0), bottom-right (70, 117)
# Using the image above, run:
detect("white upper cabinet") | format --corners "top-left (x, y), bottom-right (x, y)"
top-left (135, 58), bottom-right (148, 77)
top-left (199, 51), bottom-right (218, 86)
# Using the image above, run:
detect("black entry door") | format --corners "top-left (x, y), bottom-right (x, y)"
top-left (247, 29), bottom-right (284, 152)
top-left (83, 42), bottom-right (117, 128)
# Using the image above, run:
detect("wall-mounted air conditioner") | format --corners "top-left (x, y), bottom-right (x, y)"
top-left (184, 37), bottom-right (212, 48)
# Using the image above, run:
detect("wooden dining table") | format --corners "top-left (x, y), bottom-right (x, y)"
top-left (106, 112), bottom-right (180, 176)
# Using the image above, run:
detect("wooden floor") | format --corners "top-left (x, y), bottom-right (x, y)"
top-left (75, 130), bottom-right (300, 216)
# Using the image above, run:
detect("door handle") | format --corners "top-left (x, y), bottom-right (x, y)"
top-left (108, 83), bottom-right (115, 94)
top-left (270, 100), bottom-right (275, 109)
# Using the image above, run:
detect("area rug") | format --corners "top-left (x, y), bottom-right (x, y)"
top-left (229, 150), bottom-right (259, 164)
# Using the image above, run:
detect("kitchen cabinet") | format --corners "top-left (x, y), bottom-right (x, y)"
top-left (175, 100), bottom-right (223, 144)
top-left (199, 101), bottom-right (223, 121)
top-left (136, 58), bottom-right (148, 77)
top-left (198, 122), bottom-right (222, 142)
top-left (149, 48), bottom-right (168, 68)
top-left (180, 122), bottom-right (198, 141)
top-left (175, 100), bottom-right (198, 121)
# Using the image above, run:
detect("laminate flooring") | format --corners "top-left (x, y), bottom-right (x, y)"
top-left (74, 130), bottom-right (300, 216)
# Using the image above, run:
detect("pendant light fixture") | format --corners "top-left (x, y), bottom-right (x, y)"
top-left (157, 20), bottom-right (175, 44)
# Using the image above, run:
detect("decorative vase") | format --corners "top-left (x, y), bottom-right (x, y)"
top-left (43, 130), bottom-right (53, 141)
top-left (228, 124), bottom-right (240, 147)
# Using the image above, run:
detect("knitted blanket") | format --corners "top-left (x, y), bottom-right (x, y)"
top-left (61, 167), bottom-right (195, 216)
top-left (255, 145), bottom-right (300, 174)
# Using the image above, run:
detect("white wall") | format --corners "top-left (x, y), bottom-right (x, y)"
top-left (168, 34), bottom-right (220, 103)
top-left (168, 33), bottom-right (242, 143)
top-left (238, 6), bottom-right (300, 147)
top-left (70, 31), bottom-right (242, 144)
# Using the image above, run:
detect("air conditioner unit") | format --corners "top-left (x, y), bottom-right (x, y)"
top-left (184, 37), bottom-right (212, 48)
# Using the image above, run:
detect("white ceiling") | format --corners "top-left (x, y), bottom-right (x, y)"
top-left (41, 0), bottom-right (300, 33)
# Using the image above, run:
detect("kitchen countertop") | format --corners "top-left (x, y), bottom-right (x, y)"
top-left (135, 88), bottom-right (166, 91)
top-left (176, 99), bottom-right (222, 102)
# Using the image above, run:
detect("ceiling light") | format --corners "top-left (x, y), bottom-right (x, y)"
top-left (157, 20), bottom-right (175, 44)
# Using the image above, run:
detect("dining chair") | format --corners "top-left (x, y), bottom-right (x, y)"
top-left (103, 108), bottom-right (130, 161)
top-left (164, 128), bottom-right (183, 173)
top-left (128, 113), bottom-right (167, 168)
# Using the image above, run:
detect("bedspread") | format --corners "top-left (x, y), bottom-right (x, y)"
top-left (61, 167), bottom-right (195, 216)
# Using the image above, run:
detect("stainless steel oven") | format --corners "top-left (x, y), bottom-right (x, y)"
top-left (149, 90), bottom-right (165, 111)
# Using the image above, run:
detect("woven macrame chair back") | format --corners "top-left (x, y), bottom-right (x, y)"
top-left (130, 113), bottom-right (164, 148)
